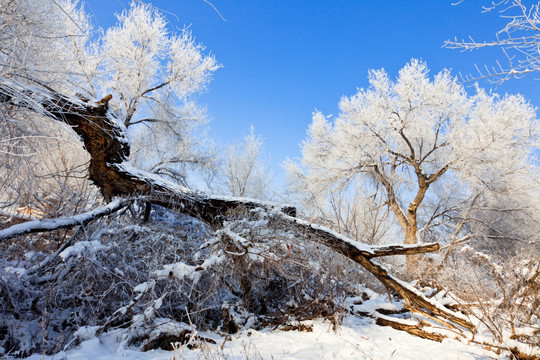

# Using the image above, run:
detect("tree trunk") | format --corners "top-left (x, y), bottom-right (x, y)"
top-left (405, 223), bottom-right (420, 274)
top-left (404, 180), bottom-right (429, 274)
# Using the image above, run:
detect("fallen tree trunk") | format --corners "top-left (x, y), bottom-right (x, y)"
top-left (272, 214), bottom-right (473, 332)
top-left (0, 76), bottom-right (295, 224)
top-left (0, 76), bottom-right (474, 338)
top-left (365, 243), bottom-right (440, 258)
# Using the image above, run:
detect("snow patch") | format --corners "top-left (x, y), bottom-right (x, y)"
top-left (27, 315), bottom-right (505, 360)
top-left (59, 240), bottom-right (108, 260)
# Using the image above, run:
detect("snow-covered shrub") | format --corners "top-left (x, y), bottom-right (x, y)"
top-left (426, 247), bottom-right (540, 354)
top-left (208, 207), bottom-right (368, 330)
top-left (0, 204), bottom-right (370, 356)
top-left (0, 204), bottom-right (208, 355)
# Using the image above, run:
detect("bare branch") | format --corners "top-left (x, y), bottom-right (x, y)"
top-left (445, 0), bottom-right (540, 83)
top-left (0, 199), bottom-right (130, 241)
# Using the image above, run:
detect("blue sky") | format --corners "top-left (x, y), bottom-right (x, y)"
top-left (87, 0), bottom-right (539, 186)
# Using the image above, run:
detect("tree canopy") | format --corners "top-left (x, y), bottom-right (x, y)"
top-left (287, 60), bottom-right (539, 269)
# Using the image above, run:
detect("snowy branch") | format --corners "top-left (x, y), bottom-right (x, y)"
top-left (0, 199), bottom-right (130, 241)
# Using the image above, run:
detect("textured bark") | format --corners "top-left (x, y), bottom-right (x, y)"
top-left (366, 242), bottom-right (440, 258)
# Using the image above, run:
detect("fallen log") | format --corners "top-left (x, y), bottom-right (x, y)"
top-left (0, 76), bottom-right (295, 223)
top-left (366, 243), bottom-right (440, 258)
top-left (0, 76), bottom-right (474, 339)
top-left (271, 214), bottom-right (473, 332)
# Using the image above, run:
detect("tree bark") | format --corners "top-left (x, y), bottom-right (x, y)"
top-left (374, 316), bottom-right (446, 342)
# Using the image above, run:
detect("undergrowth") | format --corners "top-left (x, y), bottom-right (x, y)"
top-left (0, 204), bottom-right (368, 356)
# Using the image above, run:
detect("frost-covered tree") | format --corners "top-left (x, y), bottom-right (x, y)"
top-left (286, 173), bottom-right (396, 245)
top-left (286, 60), bottom-right (539, 270)
top-left (2, 6), bottom-right (537, 356)
top-left (101, 3), bottom-right (219, 184)
top-left (0, 0), bottom-right (97, 213)
top-left (0, 0), bottom-right (93, 87)
top-left (220, 126), bottom-right (273, 200)
top-left (0, 0), bottom-right (219, 193)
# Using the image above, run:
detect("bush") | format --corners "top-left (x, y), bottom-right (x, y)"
top-left (0, 204), bottom-right (369, 356)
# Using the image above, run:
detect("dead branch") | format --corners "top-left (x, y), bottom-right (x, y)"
top-left (269, 214), bottom-right (473, 331)
top-left (366, 243), bottom-right (440, 258)
top-left (374, 316), bottom-right (446, 342)
top-left (0, 199), bottom-right (130, 241)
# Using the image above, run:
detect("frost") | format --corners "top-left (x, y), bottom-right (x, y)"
top-left (3, 266), bottom-right (27, 278)
top-left (287, 59), bottom-right (538, 266)
top-left (154, 262), bottom-right (197, 281)
top-left (152, 255), bottom-right (225, 284)
top-left (0, 199), bottom-right (128, 240)
top-left (133, 282), bottom-right (152, 293)
top-left (153, 297), bottom-right (163, 310)
top-left (59, 240), bottom-right (108, 261)
top-left (73, 326), bottom-right (100, 341)
top-left (284, 215), bottom-right (375, 254)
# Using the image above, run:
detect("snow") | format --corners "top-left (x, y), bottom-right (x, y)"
top-left (115, 161), bottom-right (295, 215)
top-left (133, 281), bottom-right (154, 293)
top-left (59, 240), bottom-right (108, 260)
top-left (26, 315), bottom-right (505, 360)
top-left (501, 334), bottom-right (540, 359)
top-left (388, 271), bottom-right (471, 323)
top-left (220, 224), bottom-right (253, 248)
top-left (349, 295), bottom-right (404, 316)
top-left (2, 266), bottom-right (27, 278)
top-left (0, 199), bottom-right (127, 240)
top-left (73, 326), bottom-right (101, 342)
top-left (281, 213), bottom-right (377, 255)
top-left (152, 255), bottom-right (225, 284)
top-left (116, 161), bottom-right (196, 195)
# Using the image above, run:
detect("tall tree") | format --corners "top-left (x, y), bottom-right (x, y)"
top-left (2, 4), bottom-right (529, 354)
top-left (0, 0), bottom-right (219, 197)
top-left (0, 0), bottom-right (96, 214)
top-left (286, 60), bottom-right (539, 271)
top-left (101, 3), bottom-right (219, 184)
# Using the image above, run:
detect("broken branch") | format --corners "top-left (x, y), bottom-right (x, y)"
top-left (0, 199), bottom-right (130, 241)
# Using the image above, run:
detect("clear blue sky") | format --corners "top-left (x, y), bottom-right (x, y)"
top-left (86, 0), bottom-right (539, 186)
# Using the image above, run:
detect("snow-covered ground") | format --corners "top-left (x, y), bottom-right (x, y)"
top-left (27, 316), bottom-right (504, 360)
